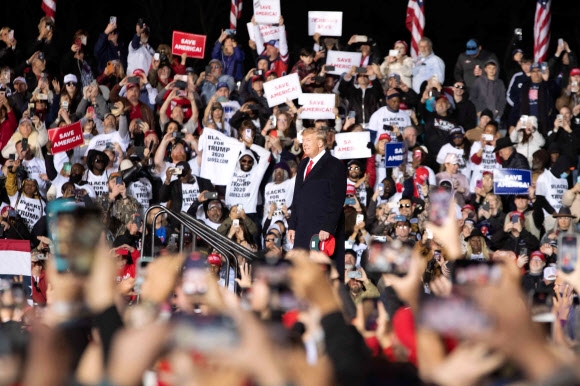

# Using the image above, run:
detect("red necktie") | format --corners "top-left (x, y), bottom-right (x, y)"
top-left (305, 160), bottom-right (314, 179)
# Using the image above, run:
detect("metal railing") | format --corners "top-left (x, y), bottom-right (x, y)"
top-left (141, 205), bottom-right (256, 289)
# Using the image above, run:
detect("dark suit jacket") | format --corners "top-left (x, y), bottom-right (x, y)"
top-left (289, 151), bottom-right (347, 273)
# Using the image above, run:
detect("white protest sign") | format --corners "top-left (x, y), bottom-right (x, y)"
top-left (308, 11), bottom-right (343, 36)
top-left (253, 0), bottom-right (280, 25)
top-left (334, 131), bottom-right (372, 160)
top-left (325, 50), bottom-right (362, 75)
top-left (298, 93), bottom-right (335, 119)
top-left (247, 23), bottom-right (281, 42)
top-left (263, 178), bottom-right (295, 224)
top-left (198, 129), bottom-right (245, 186)
top-left (263, 73), bottom-right (302, 107)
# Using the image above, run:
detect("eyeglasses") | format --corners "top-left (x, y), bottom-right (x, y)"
top-left (348, 166), bottom-right (360, 171)
top-left (454, 84), bottom-right (464, 89)
top-left (66, 82), bottom-right (76, 87)
top-left (399, 203), bottom-right (411, 208)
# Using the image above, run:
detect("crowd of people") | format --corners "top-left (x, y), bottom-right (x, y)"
top-left (1, 10), bottom-right (580, 386)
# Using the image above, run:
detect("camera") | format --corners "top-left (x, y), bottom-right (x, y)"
top-left (253, 69), bottom-right (264, 76)
top-left (225, 29), bottom-right (236, 36)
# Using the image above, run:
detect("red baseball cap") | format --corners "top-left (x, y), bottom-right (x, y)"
top-left (207, 253), bottom-right (222, 267)
top-left (570, 68), bottom-right (580, 77)
top-left (378, 133), bottom-right (392, 142)
top-left (346, 184), bottom-right (356, 196)
top-left (530, 250), bottom-right (545, 262)
top-left (461, 204), bottom-right (475, 212)
top-left (415, 167), bottom-right (429, 185)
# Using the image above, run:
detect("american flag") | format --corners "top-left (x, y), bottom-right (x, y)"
top-left (406, 0), bottom-right (425, 59)
top-left (534, 0), bottom-right (551, 63)
top-left (41, 0), bottom-right (56, 19)
top-left (230, 0), bottom-right (243, 30)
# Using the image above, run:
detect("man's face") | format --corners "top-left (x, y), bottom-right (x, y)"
top-left (484, 64), bottom-right (497, 78)
top-left (15, 142), bottom-right (30, 159)
top-left (395, 222), bottom-right (410, 238)
top-left (171, 143), bottom-right (187, 163)
top-left (326, 130), bottom-right (335, 148)
top-left (257, 59), bottom-right (269, 71)
top-left (498, 146), bottom-right (513, 161)
top-left (71, 164), bottom-right (85, 176)
top-left (453, 82), bottom-right (465, 97)
top-left (126, 86), bottom-right (140, 104)
top-left (345, 253), bottom-right (356, 267)
top-left (521, 61), bottom-right (532, 73)
top-left (348, 278), bottom-right (363, 294)
top-left (93, 155), bottom-right (107, 171)
top-left (418, 40), bottom-right (431, 57)
top-left (302, 133), bottom-right (322, 159)
top-left (171, 106), bottom-right (184, 122)
top-left (399, 199), bottom-right (412, 217)
top-left (239, 155), bottom-right (254, 172)
top-left (403, 128), bottom-right (417, 147)
top-left (210, 62), bottom-right (223, 77)
top-left (529, 257), bottom-right (545, 274)
top-left (530, 68), bottom-right (542, 83)
top-left (435, 99), bottom-right (449, 116)
top-left (514, 196), bottom-right (530, 211)
top-left (104, 114), bottom-right (116, 129)
top-left (264, 234), bottom-right (277, 250)
top-left (266, 44), bottom-right (279, 58)
top-left (357, 74), bottom-right (369, 87)
top-left (558, 217), bottom-right (571, 230)
top-left (386, 96), bottom-right (400, 111)
top-left (13, 81), bottom-right (27, 94)
top-left (348, 163), bottom-right (362, 180)
top-left (252, 80), bottom-right (264, 93)
top-left (469, 236), bottom-right (482, 253)
top-left (215, 87), bottom-right (229, 99)
top-left (206, 202), bottom-right (223, 223)
top-left (561, 107), bottom-right (572, 123)
top-left (223, 38), bottom-right (234, 54)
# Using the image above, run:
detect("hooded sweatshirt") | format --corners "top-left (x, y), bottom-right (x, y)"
top-left (225, 146), bottom-right (271, 213)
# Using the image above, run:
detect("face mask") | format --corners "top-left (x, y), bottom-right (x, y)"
top-left (561, 172), bottom-right (569, 178)
top-left (69, 174), bottom-right (82, 184)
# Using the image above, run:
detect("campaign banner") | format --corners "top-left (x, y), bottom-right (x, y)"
top-left (263, 73), bottom-right (302, 107)
top-left (384, 142), bottom-right (404, 168)
top-left (253, 0), bottom-right (280, 24)
top-left (48, 121), bottom-right (83, 153)
top-left (493, 169), bottom-right (531, 195)
top-left (247, 23), bottom-right (281, 42)
top-left (308, 11), bottom-right (343, 36)
top-left (198, 129), bottom-right (245, 186)
top-left (0, 240), bottom-right (32, 302)
top-left (298, 93), bottom-right (335, 119)
top-left (334, 132), bottom-right (371, 160)
top-left (325, 50), bottom-right (362, 75)
top-left (172, 31), bottom-right (206, 59)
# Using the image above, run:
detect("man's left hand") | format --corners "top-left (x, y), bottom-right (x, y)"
top-left (319, 230), bottom-right (330, 241)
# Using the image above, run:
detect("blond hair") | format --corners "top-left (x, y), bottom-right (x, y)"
top-left (302, 127), bottom-right (327, 145)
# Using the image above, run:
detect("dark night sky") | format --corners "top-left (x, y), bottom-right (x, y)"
top-left (3, 0), bottom-right (580, 82)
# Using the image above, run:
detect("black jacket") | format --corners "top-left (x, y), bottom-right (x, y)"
top-left (159, 175), bottom-right (214, 214)
top-left (502, 148), bottom-right (530, 170)
top-left (338, 76), bottom-right (384, 125)
top-left (491, 228), bottom-right (539, 254)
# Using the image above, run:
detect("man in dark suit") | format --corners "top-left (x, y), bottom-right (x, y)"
top-left (288, 128), bottom-right (347, 276)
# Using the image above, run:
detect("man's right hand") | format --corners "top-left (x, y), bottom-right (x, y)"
top-left (288, 230), bottom-right (295, 244)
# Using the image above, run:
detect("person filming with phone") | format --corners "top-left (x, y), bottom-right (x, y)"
top-left (159, 160), bottom-right (214, 214)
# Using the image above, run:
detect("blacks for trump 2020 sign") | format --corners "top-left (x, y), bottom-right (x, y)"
top-left (493, 169), bottom-right (531, 195)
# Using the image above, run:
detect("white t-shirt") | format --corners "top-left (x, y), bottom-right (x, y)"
top-left (10, 194), bottom-right (44, 231)
top-left (52, 174), bottom-right (97, 199)
top-left (225, 146), bottom-right (271, 213)
top-left (181, 179), bottom-right (201, 212)
top-left (262, 177), bottom-right (295, 224)
top-left (85, 170), bottom-right (109, 198)
top-left (468, 142), bottom-right (499, 191)
top-left (220, 100), bottom-right (241, 129)
top-left (536, 170), bottom-right (568, 216)
top-left (127, 178), bottom-right (153, 216)
top-left (198, 129), bottom-right (245, 186)
top-left (84, 131), bottom-right (129, 156)
top-left (368, 107), bottom-right (412, 143)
